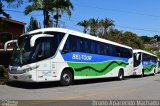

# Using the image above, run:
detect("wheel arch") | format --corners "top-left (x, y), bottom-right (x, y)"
top-left (62, 67), bottom-right (75, 80)
top-left (119, 68), bottom-right (124, 74)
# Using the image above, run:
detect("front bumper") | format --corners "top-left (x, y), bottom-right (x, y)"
top-left (9, 73), bottom-right (34, 82)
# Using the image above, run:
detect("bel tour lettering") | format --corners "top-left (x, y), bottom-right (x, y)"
top-left (72, 54), bottom-right (92, 61)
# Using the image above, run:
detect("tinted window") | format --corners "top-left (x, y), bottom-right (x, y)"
top-left (116, 46), bottom-right (121, 57)
top-left (142, 53), bottom-right (157, 62)
top-left (91, 41), bottom-right (96, 54)
top-left (33, 32), bottom-right (64, 61)
top-left (83, 39), bottom-right (91, 53)
top-left (63, 35), bottom-right (133, 58)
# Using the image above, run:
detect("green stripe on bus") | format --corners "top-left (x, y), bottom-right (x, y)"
top-left (144, 64), bottom-right (156, 73)
top-left (67, 60), bottom-right (129, 76)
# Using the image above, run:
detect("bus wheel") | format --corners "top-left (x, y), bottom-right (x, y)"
top-left (60, 70), bottom-right (72, 86)
top-left (141, 69), bottom-right (144, 77)
top-left (118, 69), bottom-right (124, 80)
top-left (153, 69), bottom-right (156, 76)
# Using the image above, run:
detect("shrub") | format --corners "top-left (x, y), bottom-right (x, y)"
top-left (0, 65), bottom-right (5, 78)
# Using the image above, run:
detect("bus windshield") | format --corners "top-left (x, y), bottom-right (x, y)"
top-left (133, 52), bottom-right (141, 67)
top-left (11, 32), bottom-right (64, 66)
top-left (11, 35), bottom-right (35, 66)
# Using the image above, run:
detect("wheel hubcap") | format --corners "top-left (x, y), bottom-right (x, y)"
top-left (63, 73), bottom-right (70, 82)
top-left (120, 74), bottom-right (122, 79)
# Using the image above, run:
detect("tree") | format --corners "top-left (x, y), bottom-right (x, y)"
top-left (26, 17), bottom-right (40, 32)
top-left (25, 0), bottom-right (73, 28)
top-left (0, 0), bottom-right (10, 18)
top-left (98, 18), bottom-right (114, 38)
top-left (140, 36), bottom-right (152, 44)
top-left (0, 0), bottom-right (23, 18)
top-left (77, 20), bottom-right (89, 33)
top-left (78, 18), bottom-right (115, 37)
top-left (106, 29), bottom-right (123, 43)
top-left (5, 0), bottom-right (23, 7)
top-left (88, 18), bottom-right (99, 36)
top-left (24, 0), bottom-right (49, 28)
top-left (53, 0), bottom-right (73, 27)
top-left (122, 31), bottom-right (144, 49)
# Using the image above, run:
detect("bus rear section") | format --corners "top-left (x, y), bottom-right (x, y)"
top-left (133, 49), bottom-right (158, 76)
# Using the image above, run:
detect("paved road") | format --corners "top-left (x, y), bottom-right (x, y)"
top-left (0, 74), bottom-right (160, 105)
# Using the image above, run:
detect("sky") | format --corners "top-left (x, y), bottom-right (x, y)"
top-left (2, 0), bottom-right (160, 37)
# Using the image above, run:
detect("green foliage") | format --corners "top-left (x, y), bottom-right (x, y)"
top-left (121, 32), bottom-right (144, 49)
top-left (157, 54), bottom-right (160, 59)
top-left (77, 18), bottom-right (114, 37)
top-left (0, 65), bottom-right (5, 77)
top-left (0, 1), bottom-right (10, 18)
top-left (26, 16), bottom-right (40, 32)
top-left (77, 20), bottom-right (89, 33)
top-left (0, 0), bottom-right (23, 18)
top-left (5, 0), bottom-right (23, 8)
top-left (53, 0), bottom-right (74, 27)
top-left (140, 36), bottom-right (152, 44)
top-left (24, 0), bottom-right (73, 28)
top-left (78, 18), bottom-right (144, 49)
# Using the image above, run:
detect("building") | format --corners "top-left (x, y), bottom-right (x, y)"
top-left (0, 17), bottom-right (26, 36)
top-left (0, 17), bottom-right (26, 48)
top-left (0, 17), bottom-right (26, 67)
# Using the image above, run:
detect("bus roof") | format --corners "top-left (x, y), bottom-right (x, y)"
top-left (133, 49), bottom-right (157, 57)
top-left (26, 28), bottom-right (132, 50)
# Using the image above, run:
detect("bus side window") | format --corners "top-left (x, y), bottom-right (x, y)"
top-left (106, 44), bottom-right (110, 56)
top-left (75, 37), bottom-right (81, 52)
top-left (88, 40), bottom-right (91, 53)
top-left (94, 41), bottom-right (97, 54)
top-left (124, 48), bottom-right (128, 58)
top-left (116, 46), bottom-right (121, 57)
top-left (100, 43), bottom-right (105, 55)
top-left (85, 39), bottom-right (91, 53)
top-left (35, 38), bottom-right (53, 61)
top-left (83, 39), bottom-right (89, 53)
top-left (63, 36), bottom-right (71, 53)
top-left (128, 49), bottom-right (133, 58)
top-left (63, 35), bottom-right (79, 53)
top-left (110, 45), bottom-right (116, 57)
top-left (97, 42), bottom-right (101, 55)
top-left (70, 36), bottom-right (76, 52)
top-left (91, 40), bottom-right (95, 54)
top-left (80, 38), bottom-right (84, 52)
top-left (120, 48), bottom-right (124, 58)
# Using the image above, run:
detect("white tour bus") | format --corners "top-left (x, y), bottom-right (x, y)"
top-left (5, 28), bottom-right (133, 86)
top-left (133, 49), bottom-right (158, 76)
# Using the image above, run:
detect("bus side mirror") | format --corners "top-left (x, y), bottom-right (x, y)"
top-left (4, 40), bottom-right (17, 51)
top-left (136, 54), bottom-right (141, 61)
top-left (30, 34), bottom-right (54, 47)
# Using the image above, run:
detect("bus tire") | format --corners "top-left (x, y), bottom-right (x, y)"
top-left (60, 70), bottom-right (73, 86)
top-left (118, 69), bottom-right (124, 80)
top-left (141, 69), bottom-right (144, 77)
top-left (153, 69), bottom-right (156, 76)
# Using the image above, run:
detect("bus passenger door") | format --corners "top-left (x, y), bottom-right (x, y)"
top-left (36, 60), bottom-right (52, 81)
top-left (34, 38), bottom-right (54, 81)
